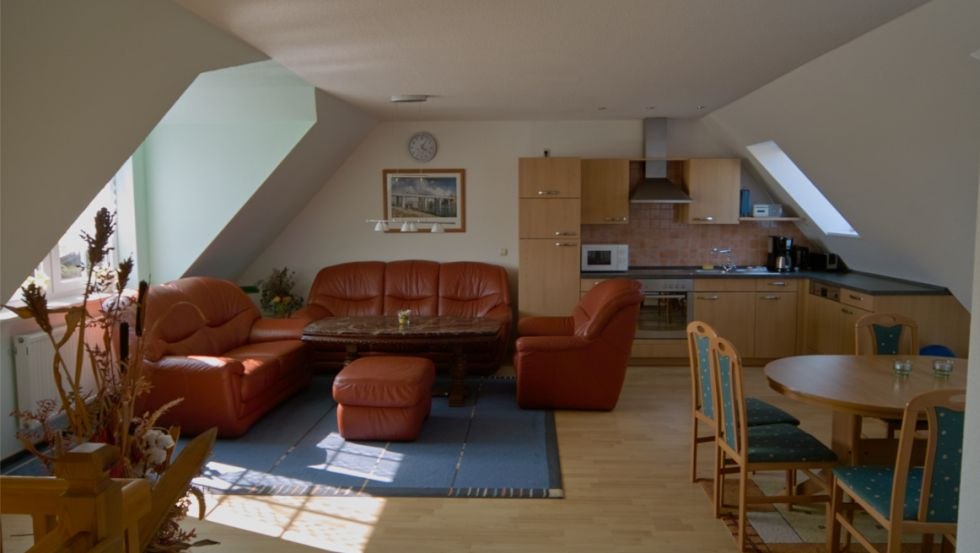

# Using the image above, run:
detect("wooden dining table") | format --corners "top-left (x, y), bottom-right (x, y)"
top-left (764, 354), bottom-right (967, 464)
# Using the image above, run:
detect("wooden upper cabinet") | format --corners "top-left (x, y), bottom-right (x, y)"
top-left (679, 158), bottom-right (740, 224)
top-left (519, 198), bottom-right (580, 239)
top-left (519, 157), bottom-right (581, 198)
top-left (581, 159), bottom-right (630, 224)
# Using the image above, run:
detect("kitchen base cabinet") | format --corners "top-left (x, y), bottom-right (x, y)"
top-left (693, 291), bottom-right (756, 358)
top-left (755, 292), bottom-right (798, 358)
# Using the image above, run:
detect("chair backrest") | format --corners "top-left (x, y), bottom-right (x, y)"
top-left (687, 320), bottom-right (719, 420)
top-left (710, 336), bottom-right (747, 460)
top-left (571, 279), bottom-right (643, 339)
top-left (891, 389), bottom-right (965, 524)
top-left (855, 312), bottom-right (919, 355)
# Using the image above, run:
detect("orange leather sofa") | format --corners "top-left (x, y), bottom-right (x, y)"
top-left (140, 277), bottom-right (311, 437)
top-left (514, 279), bottom-right (642, 410)
top-left (293, 260), bottom-right (512, 374)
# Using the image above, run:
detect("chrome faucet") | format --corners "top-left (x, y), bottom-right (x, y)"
top-left (712, 247), bottom-right (736, 272)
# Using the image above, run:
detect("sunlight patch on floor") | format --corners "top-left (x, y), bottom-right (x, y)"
top-left (201, 493), bottom-right (387, 552)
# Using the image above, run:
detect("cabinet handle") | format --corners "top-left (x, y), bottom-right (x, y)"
top-left (761, 295), bottom-right (780, 301)
top-left (841, 308), bottom-right (854, 315)
top-left (554, 231), bottom-right (577, 236)
top-left (768, 281), bottom-right (787, 287)
top-left (694, 216), bottom-right (715, 222)
top-left (848, 294), bottom-right (862, 301)
top-left (537, 190), bottom-right (560, 196)
top-left (603, 216), bottom-right (628, 222)
top-left (555, 242), bottom-right (578, 247)
top-left (697, 295), bottom-right (720, 301)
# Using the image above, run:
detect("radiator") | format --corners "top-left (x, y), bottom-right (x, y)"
top-left (13, 326), bottom-right (96, 430)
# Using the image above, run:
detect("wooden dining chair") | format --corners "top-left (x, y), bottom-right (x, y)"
top-left (829, 388), bottom-right (965, 553)
top-left (854, 312), bottom-right (919, 355)
top-left (686, 321), bottom-right (799, 483)
top-left (854, 312), bottom-right (921, 437)
top-left (710, 336), bottom-right (838, 552)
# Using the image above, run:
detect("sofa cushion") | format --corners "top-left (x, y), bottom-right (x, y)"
top-left (437, 262), bottom-right (510, 318)
top-left (383, 260), bottom-right (439, 315)
top-left (226, 340), bottom-right (308, 383)
top-left (308, 261), bottom-right (385, 316)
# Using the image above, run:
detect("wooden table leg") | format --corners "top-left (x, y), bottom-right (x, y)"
top-left (344, 344), bottom-right (358, 366)
top-left (832, 411), bottom-right (862, 464)
top-left (449, 346), bottom-right (467, 407)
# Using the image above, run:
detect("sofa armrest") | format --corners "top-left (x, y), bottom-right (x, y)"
top-left (517, 316), bottom-right (574, 337)
top-left (292, 304), bottom-right (329, 321)
top-left (249, 318), bottom-right (309, 342)
top-left (515, 335), bottom-right (589, 352)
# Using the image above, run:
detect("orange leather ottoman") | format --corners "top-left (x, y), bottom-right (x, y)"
top-left (332, 356), bottom-right (435, 441)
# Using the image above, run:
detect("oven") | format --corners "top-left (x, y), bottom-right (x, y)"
top-left (635, 279), bottom-right (693, 339)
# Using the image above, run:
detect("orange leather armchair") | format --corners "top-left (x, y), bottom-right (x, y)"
top-left (514, 279), bottom-right (642, 410)
top-left (139, 277), bottom-right (312, 437)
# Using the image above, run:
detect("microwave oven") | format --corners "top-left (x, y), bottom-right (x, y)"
top-left (581, 244), bottom-right (629, 272)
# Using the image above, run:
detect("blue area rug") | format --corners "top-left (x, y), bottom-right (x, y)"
top-left (192, 374), bottom-right (563, 498)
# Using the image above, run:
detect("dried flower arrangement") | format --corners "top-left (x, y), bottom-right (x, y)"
top-left (4, 207), bottom-right (206, 549)
top-left (258, 266), bottom-right (303, 318)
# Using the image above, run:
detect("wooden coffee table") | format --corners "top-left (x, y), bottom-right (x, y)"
top-left (302, 315), bottom-right (502, 407)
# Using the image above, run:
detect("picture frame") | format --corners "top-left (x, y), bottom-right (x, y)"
top-left (382, 168), bottom-right (466, 232)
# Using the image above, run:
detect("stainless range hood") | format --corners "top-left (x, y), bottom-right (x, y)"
top-left (631, 118), bottom-right (692, 204)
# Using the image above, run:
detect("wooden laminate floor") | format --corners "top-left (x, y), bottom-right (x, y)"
top-left (2, 364), bottom-right (835, 553)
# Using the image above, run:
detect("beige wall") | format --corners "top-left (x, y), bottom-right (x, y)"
top-left (240, 120), bottom-right (642, 295)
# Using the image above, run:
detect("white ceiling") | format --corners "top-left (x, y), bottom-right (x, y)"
top-left (175, 0), bottom-right (927, 121)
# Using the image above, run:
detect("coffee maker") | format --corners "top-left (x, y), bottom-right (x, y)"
top-left (767, 235), bottom-right (793, 272)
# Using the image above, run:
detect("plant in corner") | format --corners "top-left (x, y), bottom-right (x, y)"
top-left (258, 266), bottom-right (303, 318)
top-left (4, 208), bottom-right (210, 550)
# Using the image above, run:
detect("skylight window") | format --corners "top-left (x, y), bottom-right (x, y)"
top-left (746, 141), bottom-right (858, 237)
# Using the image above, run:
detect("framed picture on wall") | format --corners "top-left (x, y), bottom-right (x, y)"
top-left (382, 168), bottom-right (466, 232)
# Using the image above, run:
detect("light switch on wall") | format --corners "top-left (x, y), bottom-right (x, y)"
top-left (499, 248), bottom-right (508, 256)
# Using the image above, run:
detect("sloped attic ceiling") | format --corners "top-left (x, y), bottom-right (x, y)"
top-left (0, 0), bottom-right (266, 301)
top-left (705, 0), bottom-right (980, 306)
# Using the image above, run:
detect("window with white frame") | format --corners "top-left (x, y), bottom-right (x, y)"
top-left (12, 159), bottom-right (136, 303)
top-left (745, 140), bottom-right (859, 238)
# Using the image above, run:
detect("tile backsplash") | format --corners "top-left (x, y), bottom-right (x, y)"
top-left (581, 204), bottom-right (811, 268)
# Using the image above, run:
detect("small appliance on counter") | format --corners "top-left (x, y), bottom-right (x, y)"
top-left (581, 244), bottom-right (629, 272)
top-left (766, 235), bottom-right (793, 272)
top-left (791, 245), bottom-right (810, 271)
top-left (808, 252), bottom-right (843, 272)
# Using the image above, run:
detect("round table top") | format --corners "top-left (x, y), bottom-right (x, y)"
top-left (764, 354), bottom-right (968, 419)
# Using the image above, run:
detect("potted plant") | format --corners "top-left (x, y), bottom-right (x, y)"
top-left (258, 267), bottom-right (303, 318)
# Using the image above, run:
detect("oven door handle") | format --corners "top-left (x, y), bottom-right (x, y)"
top-left (643, 294), bottom-right (688, 305)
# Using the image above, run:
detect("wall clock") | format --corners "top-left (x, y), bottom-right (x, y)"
top-left (408, 131), bottom-right (438, 162)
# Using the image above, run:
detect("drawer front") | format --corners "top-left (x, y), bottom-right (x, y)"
top-left (840, 288), bottom-right (875, 312)
top-left (755, 278), bottom-right (798, 292)
top-left (694, 279), bottom-right (756, 292)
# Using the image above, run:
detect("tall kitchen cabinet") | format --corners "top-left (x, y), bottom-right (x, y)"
top-left (581, 159), bottom-right (630, 224)
top-left (678, 158), bottom-right (740, 224)
top-left (518, 157), bottom-right (582, 317)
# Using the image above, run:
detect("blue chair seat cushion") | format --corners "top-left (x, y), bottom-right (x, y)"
top-left (746, 397), bottom-right (800, 427)
top-left (746, 424), bottom-right (837, 463)
top-left (833, 465), bottom-right (956, 523)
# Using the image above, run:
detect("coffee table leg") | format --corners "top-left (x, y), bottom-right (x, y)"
top-left (449, 347), bottom-right (467, 407)
top-left (344, 344), bottom-right (358, 366)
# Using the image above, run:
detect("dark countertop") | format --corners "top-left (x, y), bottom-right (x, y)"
top-left (580, 267), bottom-right (949, 296)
